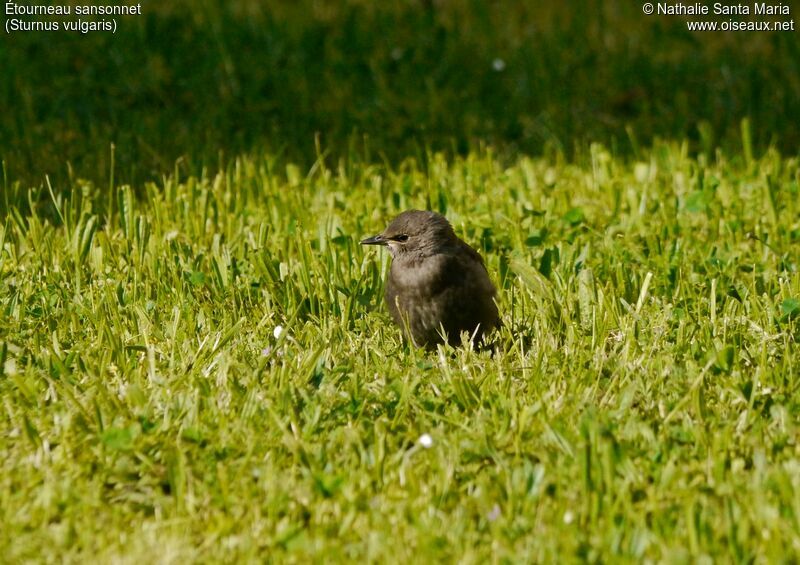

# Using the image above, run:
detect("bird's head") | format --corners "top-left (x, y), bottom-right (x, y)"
top-left (360, 210), bottom-right (456, 258)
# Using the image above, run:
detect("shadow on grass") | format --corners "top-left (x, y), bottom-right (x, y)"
top-left (2, 0), bottom-right (799, 190)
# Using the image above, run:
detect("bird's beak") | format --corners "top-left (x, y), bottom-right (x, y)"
top-left (360, 234), bottom-right (387, 246)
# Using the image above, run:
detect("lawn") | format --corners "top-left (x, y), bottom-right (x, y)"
top-left (2, 141), bottom-right (799, 561)
top-left (2, 0), bottom-right (800, 562)
top-left (3, 0), bottom-right (799, 187)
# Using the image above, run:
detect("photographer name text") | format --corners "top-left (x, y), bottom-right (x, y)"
top-left (657, 2), bottom-right (789, 16)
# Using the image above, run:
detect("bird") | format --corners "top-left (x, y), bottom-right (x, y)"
top-left (361, 210), bottom-right (500, 349)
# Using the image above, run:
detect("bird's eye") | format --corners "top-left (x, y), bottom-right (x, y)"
top-left (394, 234), bottom-right (409, 242)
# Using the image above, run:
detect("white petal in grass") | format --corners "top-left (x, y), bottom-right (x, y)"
top-left (273, 325), bottom-right (284, 339)
top-left (165, 230), bottom-right (179, 241)
top-left (487, 504), bottom-right (501, 522)
top-left (492, 58), bottom-right (506, 72)
top-left (563, 510), bottom-right (575, 525)
top-left (418, 433), bottom-right (434, 448)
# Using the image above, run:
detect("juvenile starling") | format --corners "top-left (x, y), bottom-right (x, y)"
top-left (361, 210), bottom-right (500, 349)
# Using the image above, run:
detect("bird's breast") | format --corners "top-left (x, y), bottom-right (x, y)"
top-left (385, 251), bottom-right (493, 311)
top-left (388, 254), bottom-right (446, 290)
top-left (383, 247), bottom-right (499, 347)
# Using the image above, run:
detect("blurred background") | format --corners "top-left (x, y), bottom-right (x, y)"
top-left (2, 0), bottom-right (799, 187)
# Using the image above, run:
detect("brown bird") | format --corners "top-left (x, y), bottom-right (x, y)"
top-left (361, 210), bottom-right (500, 349)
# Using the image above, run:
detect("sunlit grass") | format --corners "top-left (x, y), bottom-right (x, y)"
top-left (1, 141), bottom-right (799, 561)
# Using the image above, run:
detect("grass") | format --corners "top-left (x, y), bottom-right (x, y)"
top-left (1, 139), bottom-right (799, 561)
top-left (3, 1), bottom-right (800, 559)
top-left (3, 0), bottom-right (800, 186)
